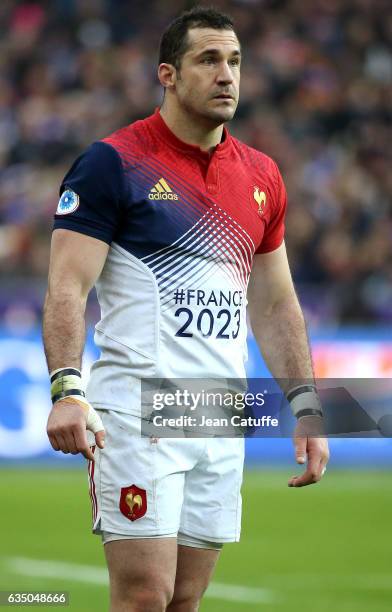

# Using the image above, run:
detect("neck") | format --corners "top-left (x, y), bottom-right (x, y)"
top-left (159, 100), bottom-right (224, 153)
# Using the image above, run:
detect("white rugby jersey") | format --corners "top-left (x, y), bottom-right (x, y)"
top-left (54, 110), bottom-right (286, 415)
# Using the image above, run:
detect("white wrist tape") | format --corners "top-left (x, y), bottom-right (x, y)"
top-left (50, 367), bottom-right (85, 404)
top-left (286, 385), bottom-right (323, 419)
top-left (50, 367), bottom-right (104, 433)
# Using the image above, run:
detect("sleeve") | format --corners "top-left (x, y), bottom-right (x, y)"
top-left (255, 161), bottom-right (287, 254)
top-left (53, 141), bottom-right (126, 245)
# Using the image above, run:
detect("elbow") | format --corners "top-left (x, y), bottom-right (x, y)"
top-left (45, 282), bottom-right (87, 309)
top-left (249, 289), bottom-right (303, 327)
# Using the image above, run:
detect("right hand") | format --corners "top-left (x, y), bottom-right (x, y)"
top-left (46, 397), bottom-right (105, 461)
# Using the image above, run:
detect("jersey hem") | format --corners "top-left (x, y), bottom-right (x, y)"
top-left (255, 235), bottom-right (284, 254)
top-left (52, 222), bottom-right (112, 245)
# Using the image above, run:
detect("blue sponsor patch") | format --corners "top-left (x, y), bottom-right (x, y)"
top-left (56, 189), bottom-right (80, 215)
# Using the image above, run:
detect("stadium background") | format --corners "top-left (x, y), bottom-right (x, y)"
top-left (0, 0), bottom-right (391, 610)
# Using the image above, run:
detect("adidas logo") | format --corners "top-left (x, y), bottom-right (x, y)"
top-left (148, 178), bottom-right (178, 200)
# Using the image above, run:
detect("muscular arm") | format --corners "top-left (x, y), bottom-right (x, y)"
top-left (247, 242), bottom-right (329, 486)
top-left (43, 229), bottom-right (109, 459)
top-left (247, 242), bottom-right (313, 389)
top-left (43, 229), bottom-right (109, 370)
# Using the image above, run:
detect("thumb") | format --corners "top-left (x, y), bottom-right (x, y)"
top-left (95, 429), bottom-right (105, 449)
top-left (295, 436), bottom-right (306, 464)
top-left (86, 405), bottom-right (105, 448)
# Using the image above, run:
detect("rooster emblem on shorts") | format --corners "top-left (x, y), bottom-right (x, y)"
top-left (125, 492), bottom-right (143, 516)
top-left (119, 485), bottom-right (147, 521)
top-left (253, 186), bottom-right (266, 215)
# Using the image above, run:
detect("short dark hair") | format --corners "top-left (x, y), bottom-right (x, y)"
top-left (159, 6), bottom-right (235, 69)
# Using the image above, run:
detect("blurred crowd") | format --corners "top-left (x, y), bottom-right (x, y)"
top-left (0, 0), bottom-right (391, 327)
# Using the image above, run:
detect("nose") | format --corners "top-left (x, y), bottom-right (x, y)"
top-left (216, 61), bottom-right (234, 85)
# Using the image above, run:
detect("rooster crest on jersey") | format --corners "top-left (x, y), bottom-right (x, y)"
top-left (119, 485), bottom-right (147, 521)
top-left (149, 177), bottom-right (179, 200)
top-left (253, 186), bottom-right (267, 215)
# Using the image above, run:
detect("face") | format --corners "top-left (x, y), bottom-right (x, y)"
top-left (169, 27), bottom-right (241, 124)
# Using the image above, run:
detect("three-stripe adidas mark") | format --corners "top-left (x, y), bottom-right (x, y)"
top-left (148, 178), bottom-right (179, 201)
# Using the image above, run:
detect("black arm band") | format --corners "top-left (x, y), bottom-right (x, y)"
top-left (295, 408), bottom-right (323, 419)
top-left (52, 388), bottom-right (86, 404)
top-left (286, 384), bottom-right (323, 419)
top-left (50, 368), bottom-right (81, 384)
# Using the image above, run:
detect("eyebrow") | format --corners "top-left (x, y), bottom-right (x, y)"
top-left (196, 48), bottom-right (242, 58)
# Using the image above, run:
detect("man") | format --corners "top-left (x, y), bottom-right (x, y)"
top-left (43, 6), bottom-right (329, 611)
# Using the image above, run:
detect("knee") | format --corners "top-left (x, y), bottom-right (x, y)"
top-left (168, 579), bottom-right (206, 611)
top-left (167, 596), bottom-right (200, 611)
top-left (110, 574), bottom-right (174, 611)
top-left (128, 588), bottom-right (172, 611)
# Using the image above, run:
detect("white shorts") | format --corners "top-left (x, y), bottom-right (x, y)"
top-left (87, 410), bottom-right (244, 543)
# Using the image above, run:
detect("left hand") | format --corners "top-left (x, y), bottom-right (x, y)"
top-left (288, 416), bottom-right (329, 487)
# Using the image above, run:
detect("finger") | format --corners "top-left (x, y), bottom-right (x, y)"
top-left (86, 408), bottom-right (104, 436)
top-left (320, 456), bottom-right (328, 477)
top-left (288, 466), bottom-right (319, 487)
top-left (95, 429), bottom-right (105, 449)
top-left (70, 432), bottom-right (83, 456)
top-left (81, 446), bottom-right (96, 462)
top-left (294, 436), bottom-right (307, 464)
top-left (288, 472), bottom-right (313, 487)
top-left (63, 431), bottom-right (78, 455)
top-left (73, 427), bottom-right (96, 461)
top-left (321, 447), bottom-right (330, 469)
top-left (308, 453), bottom-right (322, 481)
top-left (48, 434), bottom-right (60, 452)
top-left (288, 453), bottom-right (320, 486)
top-left (309, 442), bottom-right (329, 480)
top-left (288, 475), bottom-right (299, 487)
top-left (55, 433), bottom-right (70, 454)
top-left (288, 442), bottom-right (330, 487)
top-left (288, 473), bottom-right (313, 487)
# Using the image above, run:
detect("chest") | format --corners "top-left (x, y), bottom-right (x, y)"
top-left (118, 150), bottom-right (274, 260)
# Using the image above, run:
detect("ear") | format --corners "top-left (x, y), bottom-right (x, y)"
top-left (158, 63), bottom-right (177, 90)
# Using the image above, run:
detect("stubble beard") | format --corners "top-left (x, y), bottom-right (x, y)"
top-left (181, 94), bottom-right (237, 127)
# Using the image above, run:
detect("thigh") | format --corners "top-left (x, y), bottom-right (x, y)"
top-left (105, 537), bottom-right (177, 604)
top-left (168, 544), bottom-right (220, 610)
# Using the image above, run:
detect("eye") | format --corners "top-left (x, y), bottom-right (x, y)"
top-left (201, 56), bottom-right (216, 64)
top-left (230, 58), bottom-right (240, 66)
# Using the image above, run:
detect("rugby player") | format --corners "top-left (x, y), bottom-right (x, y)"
top-left (43, 6), bottom-right (329, 611)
